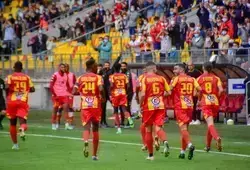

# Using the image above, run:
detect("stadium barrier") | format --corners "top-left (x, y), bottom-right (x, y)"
top-left (1, 48), bottom-right (250, 78)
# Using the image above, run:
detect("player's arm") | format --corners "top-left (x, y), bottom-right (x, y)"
top-left (5, 75), bottom-right (11, 96)
top-left (163, 77), bottom-right (171, 96)
top-left (49, 74), bottom-right (57, 96)
top-left (169, 76), bottom-right (178, 92)
top-left (72, 77), bottom-right (80, 95)
top-left (98, 76), bottom-right (106, 101)
top-left (28, 77), bottom-right (35, 93)
top-left (194, 78), bottom-right (202, 101)
top-left (217, 77), bottom-right (224, 97)
top-left (125, 75), bottom-right (129, 95)
top-left (139, 77), bottom-right (146, 107)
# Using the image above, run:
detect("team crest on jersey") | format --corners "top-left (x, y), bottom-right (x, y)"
top-left (117, 89), bottom-right (123, 94)
top-left (16, 92), bottom-right (24, 100)
top-left (85, 97), bottom-right (94, 107)
top-left (207, 95), bottom-right (215, 102)
top-left (183, 96), bottom-right (192, 107)
top-left (151, 97), bottom-right (160, 107)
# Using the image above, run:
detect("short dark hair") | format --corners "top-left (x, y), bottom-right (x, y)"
top-left (113, 63), bottom-right (121, 72)
top-left (121, 62), bottom-right (128, 66)
top-left (175, 63), bottom-right (186, 69)
top-left (59, 63), bottom-right (65, 67)
top-left (86, 57), bottom-right (96, 69)
top-left (146, 61), bottom-right (156, 67)
top-left (104, 61), bottom-right (110, 65)
top-left (97, 63), bottom-right (103, 67)
top-left (13, 61), bottom-right (23, 71)
top-left (203, 62), bottom-right (213, 72)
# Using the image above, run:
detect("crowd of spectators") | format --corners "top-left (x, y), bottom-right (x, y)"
top-left (0, 0), bottom-right (96, 58)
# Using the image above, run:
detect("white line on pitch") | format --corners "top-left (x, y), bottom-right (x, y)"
top-left (0, 132), bottom-right (250, 158)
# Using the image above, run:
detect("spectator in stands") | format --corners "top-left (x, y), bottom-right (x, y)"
top-left (49, 2), bottom-right (59, 19)
top-left (140, 33), bottom-right (153, 62)
top-left (204, 28), bottom-right (216, 57)
top-left (46, 36), bottom-right (56, 63)
top-left (39, 15), bottom-right (48, 31)
top-left (128, 5), bottom-right (140, 35)
top-left (27, 29), bottom-right (48, 60)
top-left (154, 0), bottom-right (165, 17)
top-left (126, 34), bottom-right (141, 62)
top-left (191, 30), bottom-right (205, 63)
top-left (157, 29), bottom-right (171, 62)
top-left (93, 11), bottom-right (105, 33)
top-left (186, 22), bottom-right (195, 45)
top-left (104, 9), bottom-right (113, 33)
top-left (220, 14), bottom-right (234, 38)
top-left (180, 15), bottom-right (188, 49)
top-left (75, 17), bottom-right (84, 34)
top-left (137, 18), bottom-right (150, 34)
top-left (3, 20), bottom-right (16, 54)
top-left (238, 22), bottom-right (249, 46)
top-left (168, 19), bottom-right (181, 49)
top-left (197, 2), bottom-right (211, 29)
top-left (164, 0), bottom-right (175, 17)
top-left (215, 27), bottom-right (230, 58)
top-left (144, 0), bottom-right (154, 19)
top-left (84, 14), bottom-right (93, 40)
top-left (14, 20), bottom-right (22, 42)
top-left (97, 35), bottom-right (112, 64)
top-left (150, 16), bottom-right (162, 50)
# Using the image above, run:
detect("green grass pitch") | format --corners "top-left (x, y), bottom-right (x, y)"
top-left (0, 110), bottom-right (250, 170)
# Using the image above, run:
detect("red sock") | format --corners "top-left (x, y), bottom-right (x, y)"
top-left (20, 124), bottom-right (28, 131)
top-left (206, 128), bottom-right (212, 147)
top-left (156, 129), bottom-right (167, 142)
top-left (140, 124), bottom-right (146, 146)
top-left (51, 113), bottom-right (57, 124)
top-left (83, 130), bottom-right (90, 142)
top-left (181, 136), bottom-right (187, 150)
top-left (114, 113), bottom-right (120, 128)
top-left (124, 111), bottom-right (131, 119)
top-left (181, 130), bottom-right (191, 145)
top-left (10, 125), bottom-right (17, 144)
top-left (92, 131), bottom-right (99, 157)
top-left (208, 125), bottom-right (219, 140)
top-left (145, 131), bottom-right (153, 155)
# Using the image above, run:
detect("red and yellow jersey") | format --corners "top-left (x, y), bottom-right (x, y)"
top-left (197, 73), bottom-right (223, 106)
top-left (75, 72), bottom-right (103, 109)
top-left (109, 73), bottom-right (128, 97)
top-left (171, 73), bottom-right (200, 110)
top-left (6, 72), bottom-right (34, 103)
top-left (141, 73), bottom-right (170, 111)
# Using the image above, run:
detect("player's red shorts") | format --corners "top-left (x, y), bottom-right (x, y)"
top-left (111, 94), bottom-right (127, 107)
top-left (202, 105), bottom-right (219, 119)
top-left (52, 96), bottom-right (70, 108)
top-left (143, 109), bottom-right (165, 126)
top-left (175, 109), bottom-right (193, 126)
top-left (81, 108), bottom-right (101, 126)
top-left (6, 101), bottom-right (29, 119)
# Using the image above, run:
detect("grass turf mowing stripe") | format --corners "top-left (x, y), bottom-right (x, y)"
top-left (1, 132), bottom-right (250, 158)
